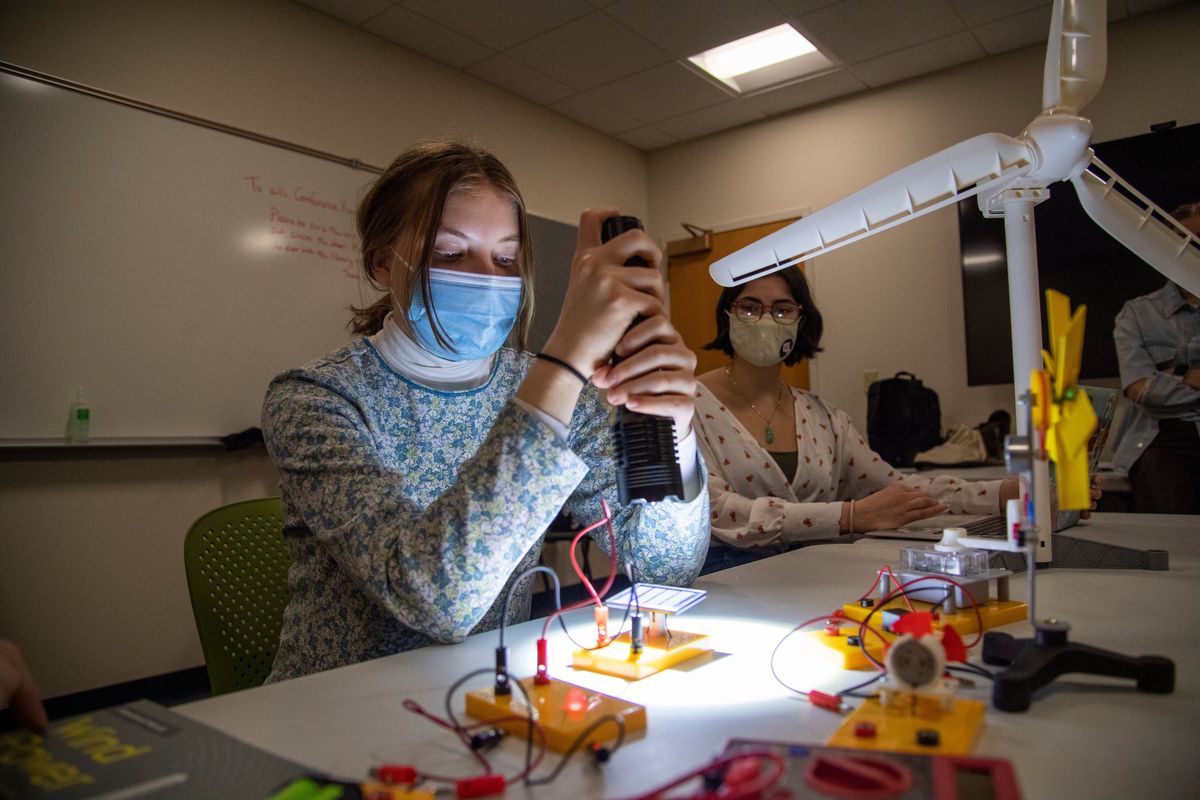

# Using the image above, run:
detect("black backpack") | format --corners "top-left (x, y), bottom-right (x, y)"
top-left (867, 371), bottom-right (944, 468)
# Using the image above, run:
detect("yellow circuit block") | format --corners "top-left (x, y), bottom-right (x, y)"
top-left (819, 599), bottom-right (1027, 670)
top-left (841, 599), bottom-right (1028, 637)
top-left (571, 630), bottom-right (712, 680)
top-left (802, 625), bottom-right (888, 670)
top-left (828, 696), bottom-right (986, 756)
top-left (464, 677), bottom-right (645, 753)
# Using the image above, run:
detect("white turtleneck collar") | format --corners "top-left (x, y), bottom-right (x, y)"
top-left (370, 312), bottom-right (496, 391)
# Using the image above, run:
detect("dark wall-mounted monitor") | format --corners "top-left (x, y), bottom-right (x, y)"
top-left (959, 122), bottom-right (1199, 386)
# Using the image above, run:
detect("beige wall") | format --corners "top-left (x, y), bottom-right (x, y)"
top-left (0, 0), bottom-right (648, 225)
top-left (0, 0), bottom-right (648, 698)
top-left (647, 3), bottom-right (1200, 434)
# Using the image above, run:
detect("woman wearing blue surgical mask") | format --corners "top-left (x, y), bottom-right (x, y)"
top-left (693, 268), bottom-right (1020, 574)
top-left (261, 141), bottom-right (709, 682)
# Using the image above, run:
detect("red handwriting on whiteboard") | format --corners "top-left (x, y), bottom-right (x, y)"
top-left (250, 176), bottom-right (361, 279)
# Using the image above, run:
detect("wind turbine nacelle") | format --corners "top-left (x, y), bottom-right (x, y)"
top-left (1021, 113), bottom-right (1093, 183)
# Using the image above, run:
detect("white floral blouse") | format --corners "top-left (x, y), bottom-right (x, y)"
top-left (262, 340), bottom-right (709, 682)
top-left (694, 384), bottom-right (1004, 550)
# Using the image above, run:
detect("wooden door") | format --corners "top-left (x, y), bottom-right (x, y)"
top-left (668, 220), bottom-right (810, 389)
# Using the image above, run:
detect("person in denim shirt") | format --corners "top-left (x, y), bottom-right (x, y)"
top-left (1111, 202), bottom-right (1200, 513)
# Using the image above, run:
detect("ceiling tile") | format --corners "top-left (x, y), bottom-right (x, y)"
top-left (466, 55), bottom-right (576, 105)
top-left (619, 126), bottom-right (676, 149)
top-left (799, 0), bottom-right (966, 63)
top-left (550, 93), bottom-right (643, 136)
top-left (286, 0), bottom-right (1179, 150)
top-left (604, 0), bottom-right (787, 58)
top-left (947, 0), bottom-right (1048, 27)
top-left (617, 126), bottom-right (679, 151)
top-left (849, 31), bottom-right (985, 88)
top-left (294, 0), bottom-right (395, 27)
top-left (363, 5), bottom-right (495, 68)
top-left (655, 100), bottom-right (767, 140)
top-left (770, 0), bottom-right (844, 15)
top-left (506, 12), bottom-right (671, 91)
top-left (400, 0), bottom-right (593, 50)
top-left (742, 68), bottom-right (867, 115)
top-left (972, 6), bottom-right (1053, 56)
top-left (587, 62), bottom-right (733, 124)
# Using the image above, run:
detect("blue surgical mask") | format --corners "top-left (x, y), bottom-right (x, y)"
top-left (407, 267), bottom-right (522, 361)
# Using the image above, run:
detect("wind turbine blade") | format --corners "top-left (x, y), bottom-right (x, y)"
top-left (709, 133), bottom-right (1033, 286)
top-left (1042, 0), bottom-right (1106, 114)
top-left (1070, 153), bottom-right (1200, 297)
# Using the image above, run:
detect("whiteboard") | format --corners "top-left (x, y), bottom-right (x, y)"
top-left (0, 69), bottom-right (575, 442)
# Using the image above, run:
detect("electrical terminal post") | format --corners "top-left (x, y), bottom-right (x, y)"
top-left (493, 646), bottom-right (510, 696)
top-left (534, 638), bottom-right (550, 686)
top-left (593, 604), bottom-right (610, 647)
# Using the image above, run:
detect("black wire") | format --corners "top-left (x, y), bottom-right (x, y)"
top-left (836, 671), bottom-right (886, 698)
top-left (769, 617), bottom-right (837, 697)
top-left (501, 562), bottom-right (620, 650)
top-left (442, 666), bottom-right (540, 782)
top-left (558, 594), bottom-right (634, 651)
top-left (948, 663), bottom-right (995, 681)
top-left (524, 713), bottom-right (626, 786)
top-left (627, 562), bottom-right (640, 614)
top-left (554, 522), bottom-right (645, 652)
top-left (501, 565), bottom-right (562, 649)
top-left (436, 664), bottom-right (629, 788)
top-left (857, 586), bottom-right (955, 670)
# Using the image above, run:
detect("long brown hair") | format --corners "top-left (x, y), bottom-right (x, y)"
top-left (348, 141), bottom-right (535, 349)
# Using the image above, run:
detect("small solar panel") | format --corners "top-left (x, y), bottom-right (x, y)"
top-left (605, 583), bottom-right (707, 615)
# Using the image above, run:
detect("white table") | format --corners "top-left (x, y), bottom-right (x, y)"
top-left (178, 513), bottom-right (1199, 798)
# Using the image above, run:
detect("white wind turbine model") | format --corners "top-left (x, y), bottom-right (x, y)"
top-left (709, 0), bottom-right (1200, 564)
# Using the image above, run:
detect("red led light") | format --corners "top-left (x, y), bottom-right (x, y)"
top-left (564, 687), bottom-right (588, 718)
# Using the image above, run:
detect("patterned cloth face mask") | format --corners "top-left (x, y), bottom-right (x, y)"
top-left (408, 267), bottom-right (522, 360)
top-left (727, 314), bottom-right (799, 367)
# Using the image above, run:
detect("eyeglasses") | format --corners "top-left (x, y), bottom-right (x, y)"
top-left (730, 298), bottom-right (803, 324)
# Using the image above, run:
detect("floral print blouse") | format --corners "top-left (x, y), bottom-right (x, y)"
top-left (262, 340), bottom-right (709, 681)
top-left (694, 384), bottom-right (1003, 550)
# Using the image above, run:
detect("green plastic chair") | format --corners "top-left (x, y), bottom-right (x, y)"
top-left (183, 497), bottom-right (291, 695)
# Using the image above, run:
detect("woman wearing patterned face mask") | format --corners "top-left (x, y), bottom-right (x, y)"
top-left (261, 141), bottom-right (709, 682)
top-left (694, 267), bottom-right (1017, 574)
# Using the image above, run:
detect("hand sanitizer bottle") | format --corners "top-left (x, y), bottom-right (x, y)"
top-left (66, 388), bottom-right (90, 444)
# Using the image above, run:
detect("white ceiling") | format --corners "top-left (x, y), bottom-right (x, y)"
top-left (294, 0), bottom-right (1181, 151)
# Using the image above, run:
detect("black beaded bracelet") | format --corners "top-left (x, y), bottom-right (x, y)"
top-left (535, 352), bottom-right (588, 385)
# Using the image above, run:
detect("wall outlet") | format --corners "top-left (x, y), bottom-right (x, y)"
top-left (863, 370), bottom-right (878, 394)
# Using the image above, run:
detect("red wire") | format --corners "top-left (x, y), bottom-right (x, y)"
top-left (855, 566), bottom-right (913, 612)
top-left (856, 568), bottom-right (884, 602)
top-left (874, 574), bottom-right (985, 649)
top-left (771, 612), bottom-right (845, 696)
top-left (400, 700), bottom-right (549, 784)
top-left (614, 750), bottom-right (786, 800)
top-left (403, 698), bottom-right (492, 775)
top-left (882, 565), bottom-right (915, 612)
top-left (569, 504), bottom-right (613, 606)
top-left (542, 499), bottom-right (619, 639)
